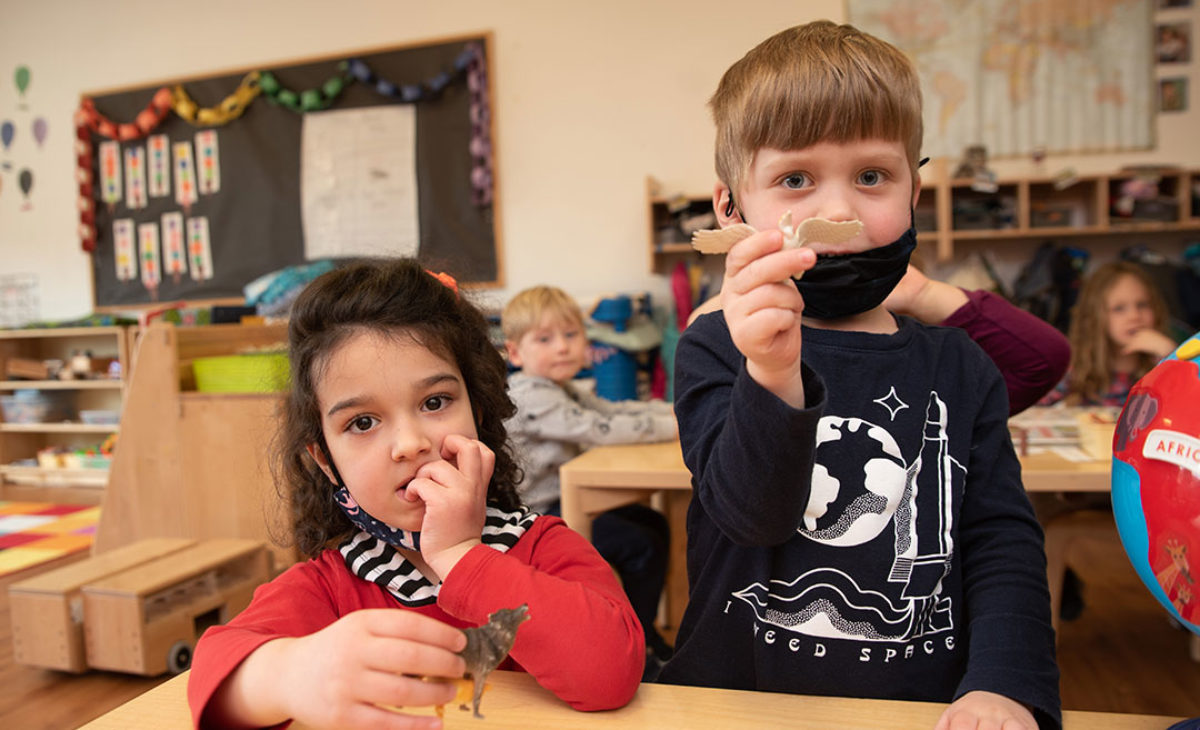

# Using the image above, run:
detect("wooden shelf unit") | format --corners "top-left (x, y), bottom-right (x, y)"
top-left (0, 326), bottom-right (130, 503)
top-left (646, 165), bottom-right (1200, 273)
top-left (95, 322), bottom-right (297, 570)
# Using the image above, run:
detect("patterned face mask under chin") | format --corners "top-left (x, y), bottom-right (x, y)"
top-left (319, 440), bottom-right (421, 551)
top-left (333, 485), bottom-right (421, 551)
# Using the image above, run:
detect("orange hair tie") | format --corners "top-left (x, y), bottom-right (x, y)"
top-left (426, 270), bottom-right (459, 295)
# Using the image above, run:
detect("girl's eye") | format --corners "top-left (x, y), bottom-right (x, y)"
top-left (782, 173), bottom-right (810, 190)
top-left (423, 395), bottom-right (450, 412)
top-left (348, 415), bottom-right (377, 434)
top-left (857, 169), bottom-right (884, 186)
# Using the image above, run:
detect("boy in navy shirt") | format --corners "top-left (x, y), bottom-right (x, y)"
top-left (661, 20), bottom-right (1060, 730)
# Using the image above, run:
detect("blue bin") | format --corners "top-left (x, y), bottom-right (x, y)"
top-left (591, 344), bottom-right (637, 401)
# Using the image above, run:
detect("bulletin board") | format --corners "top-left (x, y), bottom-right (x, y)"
top-left (81, 33), bottom-right (500, 310)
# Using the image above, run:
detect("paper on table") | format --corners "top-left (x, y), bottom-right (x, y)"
top-left (301, 106), bottom-right (420, 259)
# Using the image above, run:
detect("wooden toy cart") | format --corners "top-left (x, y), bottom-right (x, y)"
top-left (9, 538), bottom-right (196, 673)
top-left (81, 538), bottom-right (270, 675)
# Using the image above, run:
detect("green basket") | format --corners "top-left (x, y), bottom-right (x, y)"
top-left (192, 353), bottom-right (290, 393)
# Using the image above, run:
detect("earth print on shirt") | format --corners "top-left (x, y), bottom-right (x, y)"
top-left (733, 391), bottom-right (963, 642)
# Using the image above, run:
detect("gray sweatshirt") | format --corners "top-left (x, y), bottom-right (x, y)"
top-left (504, 372), bottom-right (676, 513)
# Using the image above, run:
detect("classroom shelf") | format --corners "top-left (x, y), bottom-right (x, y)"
top-left (0, 326), bottom-right (129, 499)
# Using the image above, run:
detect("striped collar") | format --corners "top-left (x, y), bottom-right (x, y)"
top-left (338, 505), bottom-right (538, 606)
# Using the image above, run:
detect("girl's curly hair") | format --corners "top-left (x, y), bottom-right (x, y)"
top-left (273, 259), bottom-right (522, 557)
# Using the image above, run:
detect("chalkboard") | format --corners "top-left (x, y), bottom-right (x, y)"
top-left (84, 34), bottom-right (499, 310)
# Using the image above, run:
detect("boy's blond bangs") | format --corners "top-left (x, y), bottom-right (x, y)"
top-left (711, 22), bottom-right (924, 195)
top-left (501, 286), bottom-right (585, 342)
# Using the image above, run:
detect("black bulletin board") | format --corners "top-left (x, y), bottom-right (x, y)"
top-left (84, 33), bottom-right (499, 310)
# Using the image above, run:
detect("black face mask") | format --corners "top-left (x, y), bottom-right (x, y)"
top-left (792, 226), bottom-right (917, 320)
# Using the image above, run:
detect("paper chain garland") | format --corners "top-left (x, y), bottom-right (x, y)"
top-left (172, 71), bottom-right (262, 126)
top-left (343, 46), bottom-right (474, 102)
top-left (464, 43), bottom-right (493, 207)
top-left (257, 68), bottom-right (351, 113)
top-left (75, 44), bottom-right (493, 254)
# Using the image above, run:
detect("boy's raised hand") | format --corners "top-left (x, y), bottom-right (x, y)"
top-left (721, 228), bottom-right (816, 408)
top-left (934, 690), bottom-right (1037, 730)
top-left (406, 433), bottom-right (492, 580)
top-left (218, 610), bottom-right (467, 729)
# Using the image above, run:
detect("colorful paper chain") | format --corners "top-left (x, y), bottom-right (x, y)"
top-left (343, 47), bottom-right (474, 103)
top-left (74, 115), bottom-right (96, 252)
top-left (464, 43), bottom-right (493, 207)
top-left (77, 87), bottom-right (174, 141)
top-left (172, 71), bottom-right (263, 126)
top-left (258, 68), bottom-right (351, 113)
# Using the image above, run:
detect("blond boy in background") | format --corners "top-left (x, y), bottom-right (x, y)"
top-left (502, 286), bottom-right (678, 677)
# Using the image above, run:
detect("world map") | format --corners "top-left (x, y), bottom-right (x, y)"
top-left (848, 0), bottom-right (1153, 158)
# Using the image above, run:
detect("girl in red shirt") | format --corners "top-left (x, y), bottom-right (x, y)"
top-left (188, 260), bottom-right (642, 729)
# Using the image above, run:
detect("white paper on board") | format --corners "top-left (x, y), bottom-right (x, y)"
top-left (300, 106), bottom-right (420, 259)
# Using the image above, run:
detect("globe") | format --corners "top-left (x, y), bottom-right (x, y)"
top-left (1111, 331), bottom-right (1200, 636)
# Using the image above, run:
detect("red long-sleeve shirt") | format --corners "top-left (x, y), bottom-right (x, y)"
top-left (187, 515), bottom-right (643, 728)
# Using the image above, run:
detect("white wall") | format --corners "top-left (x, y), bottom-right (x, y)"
top-left (0, 0), bottom-right (1196, 320)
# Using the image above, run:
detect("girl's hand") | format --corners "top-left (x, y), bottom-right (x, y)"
top-left (405, 433), bottom-right (492, 579)
top-left (720, 228), bottom-right (816, 408)
top-left (1123, 328), bottom-right (1176, 360)
top-left (934, 690), bottom-right (1037, 730)
top-left (224, 609), bottom-right (467, 729)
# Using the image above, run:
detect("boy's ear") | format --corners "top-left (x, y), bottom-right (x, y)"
top-left (713, 183), bottom-right (742, 228)
top-left (305, 442), bottom-right (337, 485)
top-left (910, 175), bottom-right (922, 211)
top-left (504, 340), bottom-right (523, 368)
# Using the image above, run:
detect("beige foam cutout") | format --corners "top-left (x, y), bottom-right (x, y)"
top-left (691, 212), bottom-right (862, 254)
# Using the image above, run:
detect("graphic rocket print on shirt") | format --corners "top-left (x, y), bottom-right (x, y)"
top-left (731, 389), bottom-right (964, 643)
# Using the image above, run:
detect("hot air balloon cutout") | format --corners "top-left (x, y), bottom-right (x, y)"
top-left (18, 168), bottom-right (33, 210)
top-left (148, 134), bottom-right (170, 198)
top-left (162, 212), bottom-right (186, 284)
top-left (32, 117), bottom-right (47, 148)
top-left (173, 141), bottom-right (197, 214)
top-left (124, 146), bottom-right (147, 209)
top-left (113, 219), bottom-right (137, 281)
top-left (138, 222), bottom-right (161, 300)
top-left (14, 66), bottom-right (30, 110)
top-left (1, 119), bottom-right (13, 171)
top-left (186, 216), bottom-right (214, 281)
top-left (195, 130), bottom-right (221, 195)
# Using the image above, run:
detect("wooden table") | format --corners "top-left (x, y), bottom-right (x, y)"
top-left (559, 441), bottom-right (692, 543)
top-left (559, 441), bottom-right (693, 628)
top-left (80, 669), bottom-right (1184, 729)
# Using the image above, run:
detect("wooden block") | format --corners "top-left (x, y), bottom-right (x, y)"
top-left (8, 538), bottom-right (195, 672)
top-left (4, 356), bottom-right (50, 380)
top-left (82, 539), bottom-right (270, 675)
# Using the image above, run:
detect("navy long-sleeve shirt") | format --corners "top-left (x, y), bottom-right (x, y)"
top-left (660, 312), bottom-right (1061, 730)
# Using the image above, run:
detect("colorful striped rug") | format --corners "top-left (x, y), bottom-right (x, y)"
top-left (0, 501), bottom-right (100, 578)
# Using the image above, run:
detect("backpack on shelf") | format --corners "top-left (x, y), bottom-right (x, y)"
top-left (1011, 242), bottom-right (1089, 332)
